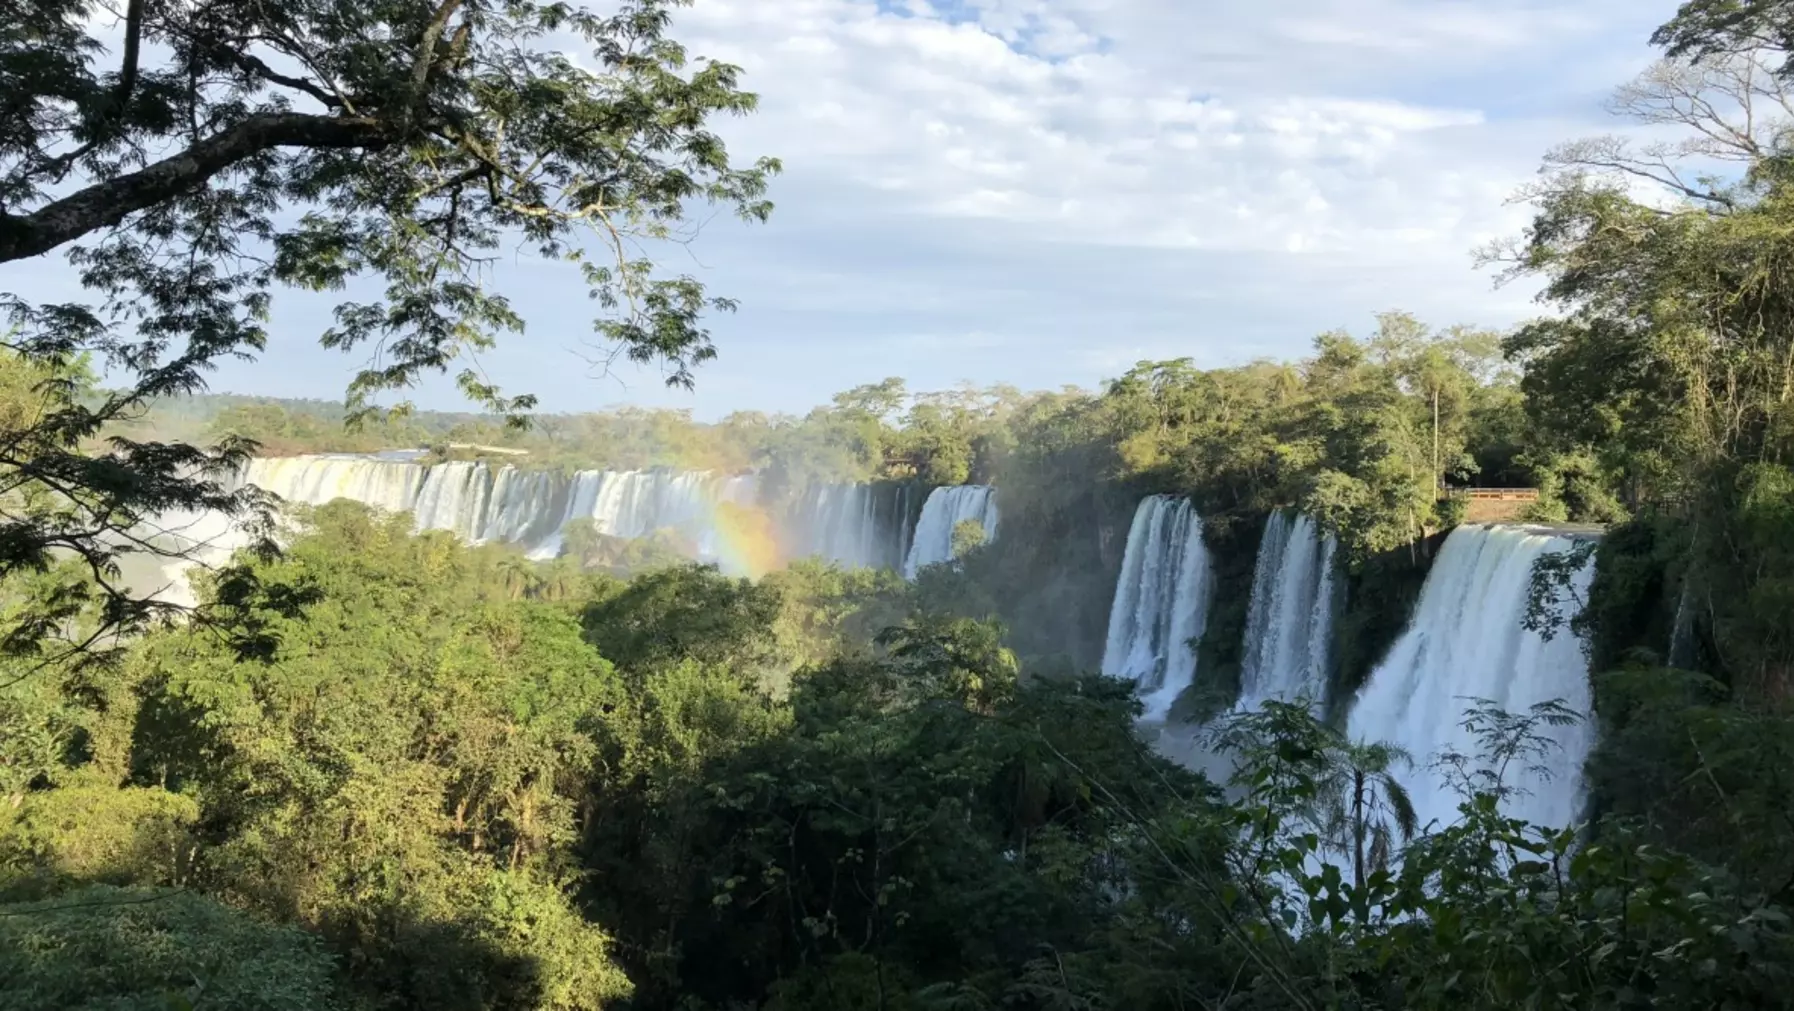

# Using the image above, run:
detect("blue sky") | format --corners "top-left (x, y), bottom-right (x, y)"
top-left (17, 0), bottom-right (1687, 420)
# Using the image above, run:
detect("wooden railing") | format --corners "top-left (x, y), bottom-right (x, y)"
top-left (1446, 487), bottom-right (1539, 502)
top-left (446, 443), bottom-right (530, 456)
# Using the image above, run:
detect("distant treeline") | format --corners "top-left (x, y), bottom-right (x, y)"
top-left (120, 308), bottom-right (1564, 537)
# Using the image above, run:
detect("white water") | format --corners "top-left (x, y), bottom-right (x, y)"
top-left (242, 456), bottom-right (946, 573)
top-left (239, 455), bottom-right (759, 565)
top-left (122, 502), bottom-right (262, 610)
top-left (1101, 496), bottom-right (1215, 721)
top-left (1346, 525), bottom-right (1597, 835)
top-left (1237, 510), bottom-right (1339, 711)
top-left (1668, 576), bottom-right (1697, 669)
top-left (903, 485), bottom-right (1000, 578)
top-left (785, 482), bottom-right (917, 571)
top-left (132, 455), bottom-right (940, 603)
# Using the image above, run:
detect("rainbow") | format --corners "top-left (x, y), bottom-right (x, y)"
top-left (707, 499), bottom-right (786, 579)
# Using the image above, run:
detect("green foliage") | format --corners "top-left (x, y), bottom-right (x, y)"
top-left (604, 619), bottom-right (1219, 1011)
top-left (1201, 699), bottom-right (1794, 1010)
top-left (763, 560), bottom-right (911, 670)
top-left (116, 381), bottom-right (1027, 499)
top-left (0, 783), bottom-right (197, 900)
top-left (1187, 512), bottom-right (1267, 707)
top-left (1706, 464), bottom-right (1794, 693)
top-left (1580, 515), bottom-right (1684, 671)
top-left (886, 316), bottom-right (1522, 676)
top-left (0, 658), bottom-right (79, 805)
top-left (1209, 699), bottom-right (1418, 893)
top-left (91, 304), bottom-right (1525, 693)
top-left (912, 393), bottom-right (1135, 670)
top-left (36, 503), bottom-right (637, 1009)
top-left (949, 518), bottom-right (987, 559)
top-left (0, 348), bottom-right (274, 674)
top-left (556, 517), bottom-right (689, 577)
top-left (183, 398), bottom-right (438, 456)
top-left (4, 468), bottom-right (1793, 1010)
top-left (1321, 534), bottom-right (1436, 703)
top-left (1577, 465), bottom-right (1794, 699)
top-left (581, 563), bottom-right (783, 678)
top-left (1588, 667), bottom-right (1794, 899)
top-left (1521, 538), bottom-right (1598, 646)
top-left (1370, 809), bottom-right (1793, 1009)
top-left (1522, 448), bottom-right (1631, 525)
top-left (0, 885), bottom-right (349, 1010)
top-left (1653, 0), bottom-right (1794, 65)
top-left (1492, 44), bottom-right (1794, 700)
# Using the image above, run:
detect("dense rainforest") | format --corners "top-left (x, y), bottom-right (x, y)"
top-left (7, 0), bottom-right (1794, 1009)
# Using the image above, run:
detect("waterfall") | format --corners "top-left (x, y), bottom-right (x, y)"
top-left (238, 455), bottom-right (767, 570)
top-left (133, 454), bottom-right (936, 602)
top-left (902, 485), bottom-right (999, 578)
top-left (216, 454), bottom-right (927, 579)
top-left (1101, 495), bottom-right (1215, 721)
top-left (1237, 510), bottom-right (1339, 710)
top-left (244, 454), bottom-right (425, 517)
top-left (1668, 576), bottom-right (1698, 669)
top-left (1345, 524), bottom-right (1597, 835)
top-left (782, 482), bottom-right (916, 571)
top-left (124, 503), bottom-right (262, 610)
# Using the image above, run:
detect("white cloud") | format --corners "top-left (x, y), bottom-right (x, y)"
top-left (1273, 2), bottom-right (1597, 53)
top-left (438, 0), bottom-right (1690, 413)
top-left (36, 0), bottom-right (1692, 415)
top-left (668, 0), bottom-right (1666, 272)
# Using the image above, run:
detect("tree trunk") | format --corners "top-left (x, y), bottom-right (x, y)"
top-left (1432, 387), bottom-right (1441, 494)
top-left (1352, 769), bottom-right (1367, 895)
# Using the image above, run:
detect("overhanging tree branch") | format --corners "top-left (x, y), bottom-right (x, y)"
top-left (0, 112), bottom-right (395, 263)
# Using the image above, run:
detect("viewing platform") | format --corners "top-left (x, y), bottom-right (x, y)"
top-left (446, 443), bottom-right (531, 456)
top-left (1447, 486), bottom-right (1539, 523)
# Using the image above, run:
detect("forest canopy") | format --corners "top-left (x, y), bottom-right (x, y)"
top-left (8, 1), bottom-right (1794, 1010)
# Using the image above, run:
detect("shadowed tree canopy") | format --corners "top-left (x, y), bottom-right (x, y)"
top-left (0, 0), bottom-right (777, 662)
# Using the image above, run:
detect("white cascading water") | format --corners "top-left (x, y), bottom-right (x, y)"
top-left (1668, 577), bottom-right (1698, 670)
top-left (122, 502), bottom-right (261, 610)
top-left (134, 456), bottom-right (990, 603)
top-left (134, 454), bottom-right (920, 593)
top-left (1101, 495), bottom-right (1215, 721)
top-left (236, 455), bottom-right (766, 568)
top-left (1346, 524), bottom-right (1597, 835)
top-left (1237, 510), bottom-right (1339, 711)
top-left (784, 482), bottom-right (916, 571)
top-left (902, 485), bottom-right (1000, 578)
